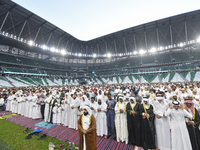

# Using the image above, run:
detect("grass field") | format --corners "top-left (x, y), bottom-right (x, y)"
top-left (0, 119), bottom-right (78, 150)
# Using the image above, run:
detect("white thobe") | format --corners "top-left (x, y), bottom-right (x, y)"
top-left (69, 97), bottom-right (80, 130)
top-left (17, 97), bottom-right (22, 114)
top-left (89, 102), bottom-right (97, 118)
top-left (95, 103), bottom-right (107, 136)
top-left (44, 97), bottom-right (51, 122)
top-left (28, 96), bottom-right (34, 118)
top-left (82, 114), bottom-right (90, 150)
top-left (154, 102), bottom-right (171, 150)
top-left (64, 96), bottom-right (71, 126)
top-left (52, 107), bottom-right (57, 124)
top-left (115, 102), bottom-right (128, 144)
top-left (24, 98), bottom-right (29, 117)
top-left (32, 99), bottom-right (42, 119)
top-left (57, 107), bottom-right (62, 124)
top-left (165, 108), bottom-right (193, 150)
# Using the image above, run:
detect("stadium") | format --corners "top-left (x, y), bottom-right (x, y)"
top-left (1, 0), bottom-right (200, 150)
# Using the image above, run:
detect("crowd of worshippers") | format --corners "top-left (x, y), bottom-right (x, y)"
top-left (1, 82), bottom-right (200, 150)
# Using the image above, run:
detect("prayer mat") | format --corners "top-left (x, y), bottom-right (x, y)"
top-left (34, 121), bottom-right (56, 129)
top-left (0, 113), bottom-right (17, 119)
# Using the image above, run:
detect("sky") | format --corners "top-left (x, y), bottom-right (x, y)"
top-left (12, 0), bottom-right (200, 41)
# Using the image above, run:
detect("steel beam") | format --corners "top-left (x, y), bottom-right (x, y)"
top-left (34, 27), bottom-right (41, 42)
top-left (18, 20), bottom-right (27, 38)
top-left (0, 11), bottom-right (9, 32)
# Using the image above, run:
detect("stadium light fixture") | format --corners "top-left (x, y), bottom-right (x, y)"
top-left (197, 37), bottom-right (200, 43)
top-left (139, 49), bottom-right (145, 55)
top-left (61, 49), bottom-right (66, 55)
top-left (55, 49), bottom-right (59, 53)
top-left (159, 47), bottom-right (163, 51)
top-left (179, 43), bottom-right (183, 47)
top-left (107, 53), bottom-right (111, 58)
top-left (133, 51), bottom-right (138, 55)
top-left (41, 45), bottom-right (47, 50)
top-left (78, 53), bottom-right (82, 57)
top-left (93, 54), bottom-right (96, 58)
top-left (28, 40), bottom-right (34, 46)
top-left (50, 47), bottom-right (55, 52)
top-left (150, 47), bottom-right (156, 53)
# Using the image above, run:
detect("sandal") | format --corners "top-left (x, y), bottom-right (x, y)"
top-left (23, 127), bottom-right (30, 133)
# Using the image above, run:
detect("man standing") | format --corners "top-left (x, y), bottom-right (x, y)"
top-left (95, 96), bottom-right (107, 138)
top-left (2, 90), bottom-right (8, 111)
top-left (106, 93), bottom-right (116, 139)
top-left (115, 96), bottom-right (128, 144)
top-left (69, 92), bottom-right (80, 130)
top-left (39, 94), bottom-right (47, 120)
top-left (165, 101), bottom-right (193, 150)
top-left (48, 95), bottom-right (57, 123)
top-left (140, 97), bottom-right (156, 150)
top-left (154, 95), bottom-right (171, 150)
top-left (184, 99), bottom-right (200, 150)
top-left (78, 106), bottom-right (96, 150)
top-left (134, 91), bottom-right (142, 103)
top-left (126, 97), bottom-right (141, 146)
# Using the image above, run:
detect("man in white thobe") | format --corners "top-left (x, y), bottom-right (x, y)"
top-left (114, 95), bottom-right (128, 144)
top-left (69, 93), bottom-right (80, 130)
top-left (154, 95), bottom-right (171, 150)
top-left (89, 97), bottom-right (97, 118)
top-left (165, 100), bottom-right (193, 150)
top-left (44, 93), bottom-right (51, 122)
top-left (64, 93), bottom-right (71, 127)
top-left (95, 96), bottom-right (107, 137)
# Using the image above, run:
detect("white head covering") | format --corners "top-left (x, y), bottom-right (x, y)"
top-left (156, 94), bottom-right (164, 101)
top-left (142, 97), bottom-right (149, 104)
top-left (83, 105), bottom-right (91, 114)
top-left (129, 96), bottom-right (136, 103)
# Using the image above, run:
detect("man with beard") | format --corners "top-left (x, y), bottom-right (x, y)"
top-left (78, 106), bottom-right (96, 150)
top-left (184, 99), bottom-right (200, 150)
top-left (106, 93), bottom-right (117, 139)
top-left (69, 92), bottom-right (80, 130)
top-left (95, 96), bottom-right (107, 138)
top-left (48, 95), bottom-right (57, 123)
top-left (115, 95), bottom-right (128, 144)
top-left (126, 97), bottom-right (141, 146)
top-left (140, 97), bottom-right (156, 150)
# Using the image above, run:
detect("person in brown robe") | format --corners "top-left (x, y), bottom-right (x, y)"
top-left (78, 106), bottom-right (97, 150)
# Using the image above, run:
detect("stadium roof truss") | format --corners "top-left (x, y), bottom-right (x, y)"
top-left (0, 0), bottom-right (200, 66)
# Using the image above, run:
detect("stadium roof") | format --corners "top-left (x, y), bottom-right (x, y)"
top-left (0, 0), bottom-right (200, 58)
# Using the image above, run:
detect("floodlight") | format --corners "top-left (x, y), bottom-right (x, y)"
top-left (28, 40), bottom-right (34, 46)
top-left (61, 49), bottom-right (66, 55)
top-left (139, 49), bottom-right (145, 55)
top-left (179, 43), bottom-right (183, 47)
top-left (133, 51), bottom-right (138, 55)
top-left (159, 47), bottom-right (163, 50)
top-left (197, 37), bottom-right (200, 43)
top-left (93, 54), bottom-right (96, 58)
top-left (55, 49), bottom-right (59, 53)
top-left (107, 53), bottom-right (111, 58)
top-left (50, 47), bottom-right (55, 52)
top-left (78, 53), bottom-right (82, 57)
top-left (150, 47), bottom-right (156, 53)
top-left (41, 45), bottom-right (47, 50)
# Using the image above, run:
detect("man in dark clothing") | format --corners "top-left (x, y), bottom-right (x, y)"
top-left (2, 91), bottom-right (8, 110)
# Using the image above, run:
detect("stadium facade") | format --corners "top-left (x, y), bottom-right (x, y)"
top-left (0, 0), bottom-right (200, 86)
